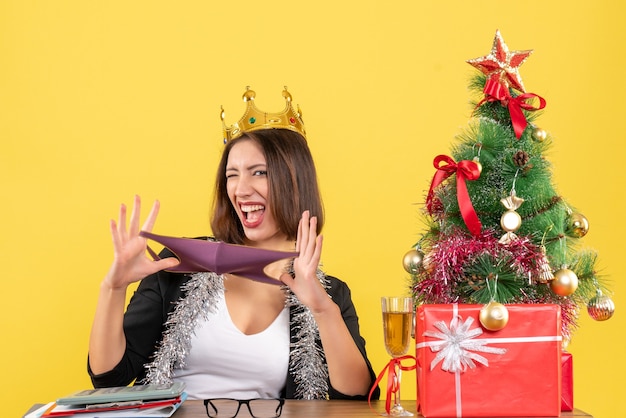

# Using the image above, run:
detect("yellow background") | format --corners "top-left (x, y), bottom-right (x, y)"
top-left (2, 1), bottom-right (624, 417)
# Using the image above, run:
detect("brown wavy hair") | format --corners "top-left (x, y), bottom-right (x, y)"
top-left (211, 129), bottom-right (324, 244)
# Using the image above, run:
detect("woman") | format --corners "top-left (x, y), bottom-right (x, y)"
top-left (88, 89), bottom-right (380, 401)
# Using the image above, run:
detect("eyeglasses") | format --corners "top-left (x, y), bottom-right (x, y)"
top-left (203, 398), bottom-right (285, 418)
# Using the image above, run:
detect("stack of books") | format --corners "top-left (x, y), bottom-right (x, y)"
top-left (26, 382), bottom-right (187, 418)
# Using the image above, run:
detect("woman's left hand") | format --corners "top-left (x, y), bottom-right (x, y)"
top-left (281, 212), bottom-right (373, 397)
top-left (280, 211), bottom-right (333, 314)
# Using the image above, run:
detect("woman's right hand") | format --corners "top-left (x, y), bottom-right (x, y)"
top-left (102, 195), bottom-right (180, 290)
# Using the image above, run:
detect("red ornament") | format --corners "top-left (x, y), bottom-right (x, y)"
top-left (467, 30), bottom-right (533, 93)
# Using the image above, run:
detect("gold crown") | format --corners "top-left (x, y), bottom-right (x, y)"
top-left (221, 86), bottom-right (305, 143)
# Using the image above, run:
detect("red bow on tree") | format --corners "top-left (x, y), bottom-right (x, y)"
top-left (426, 155), bottom-right (482, 237)
top-left (481, 75), bottom-right (546, 139)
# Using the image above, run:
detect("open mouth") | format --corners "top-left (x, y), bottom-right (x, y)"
top-left (240, 203), bottom-right (265, 226)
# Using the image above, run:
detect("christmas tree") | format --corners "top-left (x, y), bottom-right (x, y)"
top-left (405, 30), bottom-right (615, 343)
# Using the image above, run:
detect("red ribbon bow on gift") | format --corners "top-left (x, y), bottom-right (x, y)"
top-left (368, 355), bottom-right (417, 415)
top-left (426, 155), bottom-right (482, 237)
top-left (480, 76), bottom-right (546, 139)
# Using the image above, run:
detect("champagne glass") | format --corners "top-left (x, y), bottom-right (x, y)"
top-left (381, 296), bottom-right (413, 416)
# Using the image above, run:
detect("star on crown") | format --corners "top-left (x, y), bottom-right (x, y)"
top-left (467, 30), bottom-right (533, 93)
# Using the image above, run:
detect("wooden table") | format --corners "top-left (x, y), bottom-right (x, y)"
top-left (172, 399), bottom-right (593, 417)
top-left (23, 400), bottom-right (593, 417)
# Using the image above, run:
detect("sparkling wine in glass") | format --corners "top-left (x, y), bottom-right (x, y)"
top-left (381, 296), bottom-right (413, 416)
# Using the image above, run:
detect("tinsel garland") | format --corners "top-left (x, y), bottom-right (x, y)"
top-left (413, 228), bottom-right (579, 341)
top-left (285, 264), bottom-right (330, 400)
top-left (416, 229), bottom-right (541, 301)
top-left (143, 265), bottom-right (331, 400)
top-left (144, 271), bottom-right (225, 384)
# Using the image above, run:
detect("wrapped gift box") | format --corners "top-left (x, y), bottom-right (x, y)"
top-left (416, 304), bottom-right (562, 417)
top-left (561, 352), bottom-right (574, 411)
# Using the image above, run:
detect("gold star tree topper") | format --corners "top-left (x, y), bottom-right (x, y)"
top-left (467, 30), bottom-right (533, 93)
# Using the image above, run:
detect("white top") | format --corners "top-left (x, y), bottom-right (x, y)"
top-left (172, 290), bottom-right (290, 400)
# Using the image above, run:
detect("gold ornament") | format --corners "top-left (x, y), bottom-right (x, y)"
top-left (472, 156), bottom-right (483, 174)
top-left (402, 248), bottom-right (424, 274)
top-left (221, 86), bottom-right (305, 142)
top-left (422, 251), bottom-right (435, 274)
top-left (500, 210), bottom-right (522, 232)
top-left (531, 127), bottom-right (547, 142)
top-left (535, 246), bottom-right (554, 283)
top-left (479, 301), bottom-right (509, 331)
top-left (587, 290), bottom-right (615, 321)
top-left (566, 212), bottom-right (589, 238)
top-left (499, 192), bottom-right (524, 244)
top-left (550, 267), bottom-right (579, 296)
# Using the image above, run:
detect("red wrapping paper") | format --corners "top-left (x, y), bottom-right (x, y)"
top-left (561, 352), bottom-right (574, 411)
top-left (416, 304), bottom-right (562, 417)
